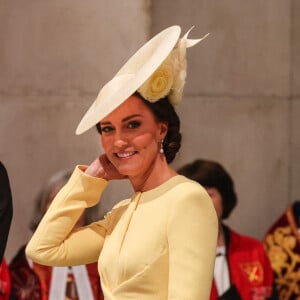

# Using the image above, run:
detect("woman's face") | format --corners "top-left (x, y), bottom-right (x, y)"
top-left (99, 95), bottom-right (167, 178)
top-left (205, 187), bottom-right (223, 221)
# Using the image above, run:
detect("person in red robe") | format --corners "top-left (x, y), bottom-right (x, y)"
top-left (178, 159), bottom-right (278, 300)
top-left (263, 200), bottom-right (300, 300)
top-left (0, 259), bottom-right (11, 300)
top-left (9, 170), bottom-right (104, 300)
top-left (9, 246), bottom-right (102, 300)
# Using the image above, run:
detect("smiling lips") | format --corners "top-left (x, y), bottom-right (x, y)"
top-left (116, 152), bottom-right (137, 158)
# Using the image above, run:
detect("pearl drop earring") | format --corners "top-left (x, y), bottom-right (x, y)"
top-left (160, 139), bottom-right (164, 154)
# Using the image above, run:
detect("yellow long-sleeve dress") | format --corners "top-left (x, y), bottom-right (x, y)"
top-left (26, 166), bottom-right (218, 300)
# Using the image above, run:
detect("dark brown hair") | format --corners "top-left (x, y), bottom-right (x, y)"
top-left (178, 159), bottom-right (237, 219)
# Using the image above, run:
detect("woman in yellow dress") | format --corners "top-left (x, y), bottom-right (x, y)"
top-left (26, 25), bottom-right (218, 299)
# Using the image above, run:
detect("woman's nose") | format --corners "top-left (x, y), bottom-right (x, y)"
top-left (113, 131), bottom-right (128, 148)
top-left (114, 139), bottom-right (128, 148)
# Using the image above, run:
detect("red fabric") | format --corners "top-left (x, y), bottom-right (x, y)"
top-left (9, 245), bottom-right (104, 300)
top-left (0, 259), bottom-right (11, 300)
top-left (86, 263), bottom-right (104, 300)
top-left (210, 228), bottom-right (274, 300)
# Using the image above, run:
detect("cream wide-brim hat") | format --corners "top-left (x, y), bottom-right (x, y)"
top-left (76, 25), bottom-right (204, 135)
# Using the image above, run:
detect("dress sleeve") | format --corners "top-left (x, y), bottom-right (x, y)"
top-left (26, 165), bottom-right (109, 266)
top-left (0, 161), bottom-right (13, 262)
top-left (167, 184), bottom-right (218, 300)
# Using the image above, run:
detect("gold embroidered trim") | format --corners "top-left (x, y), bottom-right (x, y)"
top-left (265, 225), bottom-right (300, 299)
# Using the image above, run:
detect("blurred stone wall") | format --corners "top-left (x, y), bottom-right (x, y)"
top-left (291, 0), bottom-right (300, 203)
top-left (0, 0), bottom-right (150, 261)
top-left (1, 0), bottom-right (299, 262)
top-left (152, 0), bottom-right (299, 239)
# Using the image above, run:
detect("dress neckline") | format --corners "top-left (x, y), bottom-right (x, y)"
top-left (130, 175), bottom-right (190, 203)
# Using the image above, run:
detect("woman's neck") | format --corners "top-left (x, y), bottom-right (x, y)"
top-left (129, 158), bottom-right (177, 192)
top-left (217, 223), bottom-right (225, 247)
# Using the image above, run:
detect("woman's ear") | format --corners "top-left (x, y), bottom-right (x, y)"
top-left (159, 122), bottom-right (168, 139)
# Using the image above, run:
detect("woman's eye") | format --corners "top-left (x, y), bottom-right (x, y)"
top-left (128, 121), bottom-right (141, 129)
top-left (101, 126), bottom-right (114, 133)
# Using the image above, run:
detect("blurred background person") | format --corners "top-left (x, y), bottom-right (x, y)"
top-left (0, 259), bottom-right (10, 300)
top-left (0, 161), bottom-right (13, 262)
top-left (178, 158), bottom-right (278, 300)
top-left (9, 169), bottom-right (103, 300)
top-left (264, 200), bottom-right (300, 300)
top-left (0, 162), bottom-right (13, 300)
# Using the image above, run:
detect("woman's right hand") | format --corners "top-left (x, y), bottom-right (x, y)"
top-left (85, 154), bottom-right (126, 181)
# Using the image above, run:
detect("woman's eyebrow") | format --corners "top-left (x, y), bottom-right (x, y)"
top-left (100, 121), bottom-right (111, 126)
top-left (100, 114), bottom-right (142, 126)
top-left (122, 114), bottom-right (142, 122)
